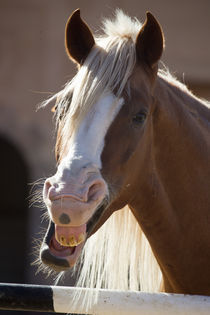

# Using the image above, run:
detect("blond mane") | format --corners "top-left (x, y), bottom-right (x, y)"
top-left (71, 206), bottom-right (162, 311)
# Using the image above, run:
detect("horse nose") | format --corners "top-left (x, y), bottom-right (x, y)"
top-left (43, 165), bottom-right (107, 226)
top-left (44, 179), bottom-right (107, 227)
top-left (45, 176), bottom-right (105, 203)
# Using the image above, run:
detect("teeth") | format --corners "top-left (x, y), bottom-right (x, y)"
top-left (56, 233), bottom-right (86, 247)
top-left (59, 235), bottom-right (68, 246)
top-left (69, 235), bottom-right (77, 247)
top-left (78, 233), bottom-right (85, 244)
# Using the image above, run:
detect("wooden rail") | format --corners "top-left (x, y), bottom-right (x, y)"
top-left (0, 283), bottom-right (210, 314)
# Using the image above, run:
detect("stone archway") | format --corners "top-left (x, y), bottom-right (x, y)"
top-left (0, 136), bottom-right (29, 283)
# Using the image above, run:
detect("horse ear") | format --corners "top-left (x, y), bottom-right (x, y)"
top-left (65, 9), bottom-right (95, 64)
top-left (136, 12), bottom-right (164, 69)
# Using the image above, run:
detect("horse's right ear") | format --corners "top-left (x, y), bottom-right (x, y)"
top-left (65, 9), bottom-right (95, 64)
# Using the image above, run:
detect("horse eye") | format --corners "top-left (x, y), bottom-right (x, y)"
top-left (132, 112), bottom-right (147, 124)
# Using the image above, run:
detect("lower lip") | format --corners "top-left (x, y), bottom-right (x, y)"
top-left (49, 234), bottom-right (85, 266)
top-left (50, 237), bottom-right (76, 257)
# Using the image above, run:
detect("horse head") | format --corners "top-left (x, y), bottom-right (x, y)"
top-left (40, 9), bottom-right (164, 271)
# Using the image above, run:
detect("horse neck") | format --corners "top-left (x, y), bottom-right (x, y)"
top-left (130, 75), bottom-right (210, 295)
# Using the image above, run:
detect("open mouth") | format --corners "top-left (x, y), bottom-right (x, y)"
top-left (40, 198), bottom-right (108, 272)
top-left (40, 221), bottom-right (85, 271)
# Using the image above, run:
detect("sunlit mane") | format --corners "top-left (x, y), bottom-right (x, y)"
top-left (72, 207), bottom-right (162, 311)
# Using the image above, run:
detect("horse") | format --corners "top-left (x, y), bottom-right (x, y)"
top-left (40, 8), bottom-right (210, 305)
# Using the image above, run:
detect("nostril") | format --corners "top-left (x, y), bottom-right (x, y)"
top-left (87, 181), bottom-right (105, 201)
top-left (45, 180), bottom-right (52, 191)
top-left (48, 185), bottom-right (61, 201)
top-left (88, 184), bottom-right (99, 199)
top-left (43, 180), bottom-right (51, 199)
top-left (43, 179), bottom-right (57, 201)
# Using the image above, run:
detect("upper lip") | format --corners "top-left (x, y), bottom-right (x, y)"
top-left (42, 195), bottom-right (109, 257)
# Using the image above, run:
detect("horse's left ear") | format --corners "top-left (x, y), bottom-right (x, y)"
top-left (136, 12), bottom-right (164, 69)
top-left (65, 9), bottom-right (95, 64)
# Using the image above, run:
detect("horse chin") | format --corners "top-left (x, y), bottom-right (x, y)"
top-left (40, 221), bottom-right (85, 271)
top-left (40, 199), bottom-right (108, 271)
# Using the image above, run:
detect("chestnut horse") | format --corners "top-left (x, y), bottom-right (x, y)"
top-left (40, 8), bottom-right (210, 304)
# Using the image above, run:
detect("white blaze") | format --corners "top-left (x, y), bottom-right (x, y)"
top-left (57, 93), bottom-right (124, 176)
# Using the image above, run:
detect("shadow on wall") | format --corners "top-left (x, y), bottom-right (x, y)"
top-left (0, 136), bottom-right (66, 315)
top-left (0, 136), bottom-right (29, 315)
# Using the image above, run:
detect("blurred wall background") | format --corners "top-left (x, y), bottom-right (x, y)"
top-left (0, 0), bottom-right (209, 313)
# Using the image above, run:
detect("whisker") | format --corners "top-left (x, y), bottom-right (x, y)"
top-left (31, 230), bottom-right (59, 278)
top-left (28, 178), bottom-right (46, 208)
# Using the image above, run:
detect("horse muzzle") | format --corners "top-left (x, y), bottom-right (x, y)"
top-left (40, 198), bottom-right (108, 271)
top-left (41, 164), bottom-right (109, 270)
top-left (44, 167), bottom-right (108, 223)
